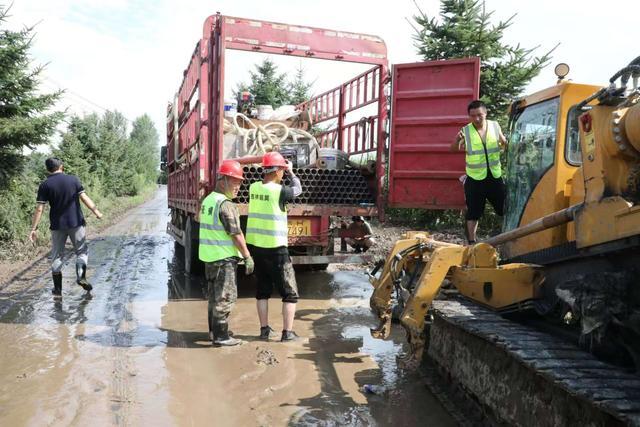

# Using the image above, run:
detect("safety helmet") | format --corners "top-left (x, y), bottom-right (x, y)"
top-left (217, 160), bottom-right (244, 180)
top-left (262, 151), bottom-right (288, 168)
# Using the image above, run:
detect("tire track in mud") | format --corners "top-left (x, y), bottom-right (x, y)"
top-left (89, 232), bottom-right (170, 426)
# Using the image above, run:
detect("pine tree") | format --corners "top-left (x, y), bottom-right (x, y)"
top-left (412, 0), bottom-right (553, 124)
top-left (288, 63), bottom-right (314, 105)
top-left (55, 130), bottom-right (91, 183)
top-left (245, 59), bottom-right (290, 108)
top-left (0, 5), bottom-right (63, 186)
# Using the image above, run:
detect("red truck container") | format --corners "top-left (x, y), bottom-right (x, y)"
top-left (165, 13), bottom-right (480, 272)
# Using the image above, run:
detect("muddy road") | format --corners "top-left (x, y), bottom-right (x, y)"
top-left (0, 188), bottom-right (455, 426)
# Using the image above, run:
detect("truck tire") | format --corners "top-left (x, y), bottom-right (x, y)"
top-left (184, 216), bottom-right (199, 274)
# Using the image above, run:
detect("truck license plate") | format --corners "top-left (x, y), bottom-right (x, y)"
top-left (288, 219), bottom-right (311, 237)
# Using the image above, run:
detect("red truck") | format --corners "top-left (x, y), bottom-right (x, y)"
top-left (165, 13), bottom-right (480, 272)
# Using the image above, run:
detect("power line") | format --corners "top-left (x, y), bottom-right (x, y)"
top-left (42, 76), bottom-right (135, 123)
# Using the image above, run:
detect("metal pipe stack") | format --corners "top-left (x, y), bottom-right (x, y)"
top-left (236, 167), bottom-right (375, 204)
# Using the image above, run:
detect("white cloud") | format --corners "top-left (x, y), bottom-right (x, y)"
top-left (6, 0), bottom-right (640, 148)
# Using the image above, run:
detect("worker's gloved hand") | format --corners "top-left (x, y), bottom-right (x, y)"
top-left (244, 256), bottom-right (255, 275)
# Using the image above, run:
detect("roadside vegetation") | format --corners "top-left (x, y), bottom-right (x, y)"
top-left (0, 6), bottom-right (160, 260)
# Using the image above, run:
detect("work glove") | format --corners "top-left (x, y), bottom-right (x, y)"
top-left (244, 256), bottom-right (255, 275)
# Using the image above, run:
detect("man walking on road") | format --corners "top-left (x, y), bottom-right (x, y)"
top-left (29, 158), bottom-right (103, 298)
top-left (451, 100), bottom-right (508, 244)
top-left (246, 152), bottom-right (302, 342)
top-left (199, 160), bottom-right (254, 347)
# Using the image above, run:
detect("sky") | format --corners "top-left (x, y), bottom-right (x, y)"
top-left (6, 0), bottom-right (640, 147)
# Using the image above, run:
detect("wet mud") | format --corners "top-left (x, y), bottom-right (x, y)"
top-left (0, 189), bottom-right (455, 426)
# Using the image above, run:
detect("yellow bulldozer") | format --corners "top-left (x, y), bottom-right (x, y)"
top-left (369, 57), bottom-right (640, 369)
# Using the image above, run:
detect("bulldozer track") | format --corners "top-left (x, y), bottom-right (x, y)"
top-left (427, 299), bottom-right (640, 426)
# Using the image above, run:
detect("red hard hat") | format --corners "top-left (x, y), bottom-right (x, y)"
top-left (262, 151), bottom-right (288, 168)
top-left (218, 160), bottom-right (244, 180)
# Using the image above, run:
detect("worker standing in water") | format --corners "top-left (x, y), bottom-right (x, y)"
top-left (246, 152), bottom-right (302, 342)
top-left (199, 160), bottom-right (254, 346)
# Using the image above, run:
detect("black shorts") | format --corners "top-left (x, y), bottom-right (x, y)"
top-left (464, 175), bottom-right (505, 220)
top-left (249, 245), bottom-right (299, 303)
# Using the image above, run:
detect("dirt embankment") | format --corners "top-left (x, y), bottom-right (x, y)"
top-left (367, 221), bottom-right (465, 261)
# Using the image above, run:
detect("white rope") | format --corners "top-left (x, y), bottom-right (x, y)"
top-left (225, 114), bottom-right (320, 158)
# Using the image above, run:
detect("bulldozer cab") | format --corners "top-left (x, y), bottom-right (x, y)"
top-left (501, 82), bottom-right (602, 260)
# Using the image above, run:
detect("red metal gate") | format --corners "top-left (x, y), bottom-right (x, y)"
top-left (387, 57), bottom-right (480, 209)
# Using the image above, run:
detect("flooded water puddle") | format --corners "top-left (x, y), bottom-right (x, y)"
top-left (0, 190), bottom-right (454, 426)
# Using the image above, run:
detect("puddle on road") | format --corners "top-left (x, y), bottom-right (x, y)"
top-left (0, 190), bottom-right (455, 426)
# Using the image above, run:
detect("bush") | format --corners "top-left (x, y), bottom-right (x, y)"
top-left (386, 206), bottom-right (502, 238)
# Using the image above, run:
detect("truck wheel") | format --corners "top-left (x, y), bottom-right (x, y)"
top-left (184, 216), bottom-right (199, 274)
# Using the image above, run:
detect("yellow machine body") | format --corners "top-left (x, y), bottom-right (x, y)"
top-left (502, 82), bottom-right (601, 259)
top-left (369, 236), bottom-right (542, 360)
top-left (369, 68), bottom-right (640, 363)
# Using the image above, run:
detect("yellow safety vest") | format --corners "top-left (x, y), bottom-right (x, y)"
top-left (464, 120), bottom-right (502, 180)
top-left (198, 191), bottom-right (241, 262)
top-left (246, 182), bottom-right (288, 248)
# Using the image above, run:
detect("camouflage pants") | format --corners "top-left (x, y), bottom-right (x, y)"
top-left (205, 259), bottom-right (238, 330)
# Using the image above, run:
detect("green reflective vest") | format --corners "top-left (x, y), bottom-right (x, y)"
top-left (198, 191), bottom-right (241, 262)
top-left (246, 182), bottom-right (288, 248)
top-left (464, 120), bottom-right (502, 180)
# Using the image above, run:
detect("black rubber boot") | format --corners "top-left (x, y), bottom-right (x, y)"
top-left (213, 323), bottom-right (242, 346)
top-left (259, 325), bottom-right (275, 340)
top-left (76, 264), bottom-right (93, 291)
top-left (52, 272), bottom-right (62, 298)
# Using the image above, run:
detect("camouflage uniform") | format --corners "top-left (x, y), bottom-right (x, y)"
top-left (204, 201), bottom-right (242, 332)
top-left (206, 258), bottom-right (238, 331)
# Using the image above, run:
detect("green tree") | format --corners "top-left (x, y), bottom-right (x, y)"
top-left (0, 152), bottom-right (48, 244)
top-left (243, 58), bottom-right (290, 108)
top-left (412, 0), bottom-right (553, 124)
top-left (0, 5), bottom-right (63, 186)
top-left (288, 63), bottom-right (314, 105)
top-left (96, 111), bottom-right (131, 196)
top-left (129, 114), bottom-right (159, 188)
top-left (54, 116), bottom-right (95, 183)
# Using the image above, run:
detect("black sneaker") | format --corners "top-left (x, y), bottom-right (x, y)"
top-left (259, 326), bottom-right (275, 340)
top-left (280, 330), bottom-right (300, 342)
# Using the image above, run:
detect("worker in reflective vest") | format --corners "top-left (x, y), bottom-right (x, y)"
top-left (199, 160), bottom-right (254, 346)
top-left (246, 151), bottom-right (302, 342)
top-left (451, 100), bottom-right (508, 244)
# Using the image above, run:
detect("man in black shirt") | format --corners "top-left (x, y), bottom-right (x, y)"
top-left (29, 158), bottom-right (103, 298)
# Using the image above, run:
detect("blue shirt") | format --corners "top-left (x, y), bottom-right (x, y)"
top-left (36, 173), bottom-right (86, 230)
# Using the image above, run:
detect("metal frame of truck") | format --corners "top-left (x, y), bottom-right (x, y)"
top-left (165, 13), bottom-right (480, 271)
